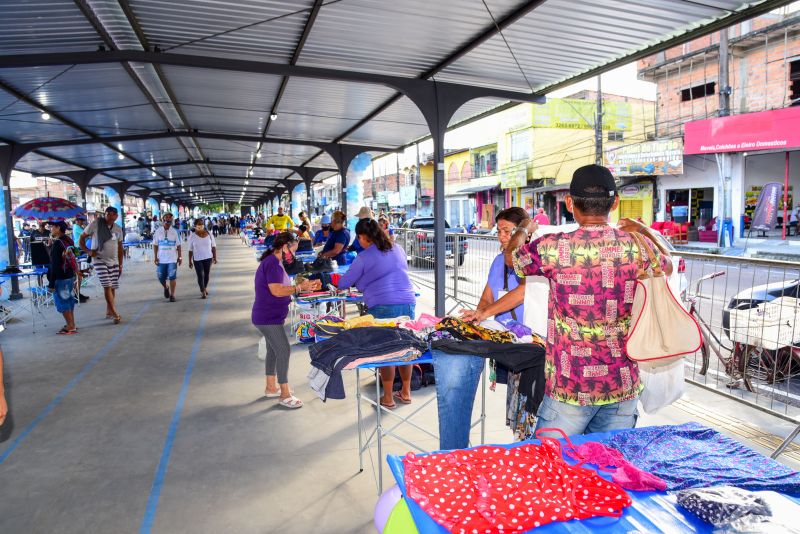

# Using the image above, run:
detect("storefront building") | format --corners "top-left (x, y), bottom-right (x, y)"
top-left (683, 106), bottom-right (800, 237)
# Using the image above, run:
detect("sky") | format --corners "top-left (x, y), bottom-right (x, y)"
top-left (547, 63), bottom-right (656, 101)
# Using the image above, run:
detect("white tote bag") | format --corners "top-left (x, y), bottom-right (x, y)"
top-left (523, 276), bottom-right (550, 337)
top-left (638, 359), bottom-right (685, 413)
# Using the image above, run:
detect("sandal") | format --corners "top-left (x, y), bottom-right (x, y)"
top-left (380, 399), bottom-right (396, 410)
top-left (264, 388), bottom-right (292, 398)
top-left (279, 396), bottom-right (303, 409)
top-left (57, 327), bottom-right (78, 335)
top-left (112, 315), bottom-right (122, 324)
top-left (394, 393), bottom-right (412, 405)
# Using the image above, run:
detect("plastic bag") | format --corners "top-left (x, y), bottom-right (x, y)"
top-left (257, 337), bottom-right (267, 361)
top-left (673, 486), bottom-right (771, 528)
top-left (638, 358), bottom-right (685, 413)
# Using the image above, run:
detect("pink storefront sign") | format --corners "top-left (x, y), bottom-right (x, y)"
top-left (684, 106), bottom-right (800, 155)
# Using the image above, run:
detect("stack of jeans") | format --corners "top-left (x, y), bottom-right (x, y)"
top-left (308, 327), bottom-right (427, 401)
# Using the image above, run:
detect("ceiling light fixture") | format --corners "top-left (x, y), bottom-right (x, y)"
top-left (118, 153), bottom-right (125, 160)
top-left (270, 113), bottom-right (278, 121)
top-left (256, 152), bottom-right (262, 159)
top-left (40, 112), bottom-right (50, 120)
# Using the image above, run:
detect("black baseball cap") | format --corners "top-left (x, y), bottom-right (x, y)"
top-left (569, 164), bottom-right (617, 198)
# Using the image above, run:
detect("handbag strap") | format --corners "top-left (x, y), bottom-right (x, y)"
top-left (631, 232), bottom-right (663, 279)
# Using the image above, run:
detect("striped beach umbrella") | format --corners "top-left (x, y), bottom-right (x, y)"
top-left (13, 196), bottom-right (86, 221)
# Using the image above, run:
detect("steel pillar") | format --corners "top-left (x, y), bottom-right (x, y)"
top-left (0, 143), bottom-right (30, 299)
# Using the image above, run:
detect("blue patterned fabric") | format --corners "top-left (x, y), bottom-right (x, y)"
top-left (604, 422), bottom-right (800, 493)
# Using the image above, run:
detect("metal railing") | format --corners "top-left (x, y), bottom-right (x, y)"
top-left (678, 252), bottom-right (800, 420)
top-left (397, 228), bottom-right (800, 456)
top-left (395, 228), bottom-right (497, 314)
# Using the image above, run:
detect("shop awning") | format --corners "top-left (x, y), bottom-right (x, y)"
top-left (532, 183), bottom-right (570, 193)
top-left (458, 184), bottom-right (499, 194)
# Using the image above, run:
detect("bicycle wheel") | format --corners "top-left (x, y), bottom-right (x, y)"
top-left (698, 340), bottom-right (710, 376)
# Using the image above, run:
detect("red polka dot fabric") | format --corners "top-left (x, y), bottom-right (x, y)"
top-left (403, 441), bottom-right (631, 533)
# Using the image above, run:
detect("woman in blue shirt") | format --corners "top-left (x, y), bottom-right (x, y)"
top-left (434, 207), bottom-right (529, 450)
top-left (337, 218), bottom-right (416, 409)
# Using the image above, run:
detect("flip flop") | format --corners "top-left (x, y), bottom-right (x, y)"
top-left (380, 400), bottom-right (396, 410)
top-left (112, 315), bottom-right (122, 324)
top-left (279, 396), bottom-right (303, 409)
top-left (57, 328), bottom-right (78, 335)
top-left (394, 393), bottom-right (412, 404)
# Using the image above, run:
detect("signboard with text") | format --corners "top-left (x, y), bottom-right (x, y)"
top-left (604, 139), bottom-right (683, 176)
top-left (684, 106), bottom-right (800, 154)
top-left (532, 99), bottom-right (632, 131)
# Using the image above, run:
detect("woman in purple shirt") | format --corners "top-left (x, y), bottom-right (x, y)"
top-left (337, 218), bottom-right (416, 409)
top-left (252, 232), bottom-right (320, 409)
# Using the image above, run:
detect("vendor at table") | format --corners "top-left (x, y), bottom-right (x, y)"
top-left (317, 210), bottom-right (350, 265)
top-left (336, 218), bottom-right (417, 409)
top-left (312, 215), bottom-right (332, 246)
top-left (432, 207), bottom-right (529, 450)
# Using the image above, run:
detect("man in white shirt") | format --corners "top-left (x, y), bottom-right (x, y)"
top-left (153, 213), bottom-right (182, 302)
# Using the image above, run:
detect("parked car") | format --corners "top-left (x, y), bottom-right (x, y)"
top-left (722, 278), bottom-right (800, 340)
top-left (395, 217), bottom-right (467, 267)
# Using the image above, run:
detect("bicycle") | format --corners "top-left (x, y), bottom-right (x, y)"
top-left (687, 271), bottom-right (800, 393)
top-left (683, 271), bottom-right (751, 389)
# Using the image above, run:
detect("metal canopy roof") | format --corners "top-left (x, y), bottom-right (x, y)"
top-left (0, 0), bottom-right (792, 206)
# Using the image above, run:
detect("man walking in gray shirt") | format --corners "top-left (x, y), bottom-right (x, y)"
top-left (80, 207), bottom-right (124, 324)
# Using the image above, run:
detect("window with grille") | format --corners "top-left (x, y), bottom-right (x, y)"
top-left (681, 82), bottom-right (716, 102)
top-left (790, 59), bottom-right (800, 106)
top-left (608, 131), bottom-right (624, 142)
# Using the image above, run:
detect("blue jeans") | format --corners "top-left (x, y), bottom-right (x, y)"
top-left (156, 262), bottom-right (177, 284)
top-left (431, 348), bottom-right (484, 450)
top-left (534, 395), bottom-right (639, 437)
top-left (368, 303), bottom-right (415, 320)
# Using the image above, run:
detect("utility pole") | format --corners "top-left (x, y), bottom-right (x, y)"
top-left (595, 76), bottom-right (604, 165)
top-left (718, 28), bottom-right (732, 247)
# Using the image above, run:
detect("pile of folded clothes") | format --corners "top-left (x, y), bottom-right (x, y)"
top-left (308, 327), bottom-right (427, 401)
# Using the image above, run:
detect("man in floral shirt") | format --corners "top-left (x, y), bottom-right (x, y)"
top-left (503, 164), bottom-right (671, 436)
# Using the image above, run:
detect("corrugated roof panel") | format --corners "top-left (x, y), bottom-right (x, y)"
top-left (1, 64), bottom-right (165, 135)
top-left (298, 0), bottom-right (523, 77)
top-left (439, 0), bottom-right (747, 92)
top-left (14, 152), bottom-right (83, 174)
top-left (161, 65), bottom-right (282, 135)
top-left (271, 78), bottom-right (396, 141)
top-left (0, 2), bottom-right (100, 54)
top-left (0, 101), bottom-right (87, 142)
top-left (130, 0), bottom-right (313, 63)
top-left (343, 97), bottom-right (428, 147)
top-left (449, 97), bottom-right (511, 126)
top-left (304, 152), bottom-right (337, 169)
top-left (89, 175), bottom-right (126, 185)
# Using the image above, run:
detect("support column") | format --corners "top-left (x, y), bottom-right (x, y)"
top-left (330, 146), bottom-right (366, 220)
top-left (0, 143), bottom-right (30, 299)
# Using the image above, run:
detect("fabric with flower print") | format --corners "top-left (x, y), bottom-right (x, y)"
top-left (403, 441), bottom-right (631, 533)
top-left (512, 225), bottom-right (666, 406)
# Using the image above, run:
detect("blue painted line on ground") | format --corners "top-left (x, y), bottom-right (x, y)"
top-left (140, 258), bottom-right (221, 533)
top-left (0, 302), bottom-right (154, 465)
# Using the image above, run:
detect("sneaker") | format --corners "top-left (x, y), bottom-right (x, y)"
top-left (169, 295), bottom-right (176, 302)
top-left (163, 286), bottom-right (170, 298)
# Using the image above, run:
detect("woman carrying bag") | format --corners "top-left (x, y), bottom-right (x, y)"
top-left (48, 221), bottom-right (79, 335)
top-left (253, 232), bottom-right (320, 409)
top-left (187, 218), bottom-right (217, 299)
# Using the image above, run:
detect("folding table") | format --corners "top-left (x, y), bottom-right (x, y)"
top-left (355, 352), bottom-right (487, 494)
top-left (0, 268), bottom-right (49, 332)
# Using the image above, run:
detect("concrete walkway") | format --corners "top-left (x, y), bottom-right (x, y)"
top-left (0, 236), bottom-right (797, 533)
